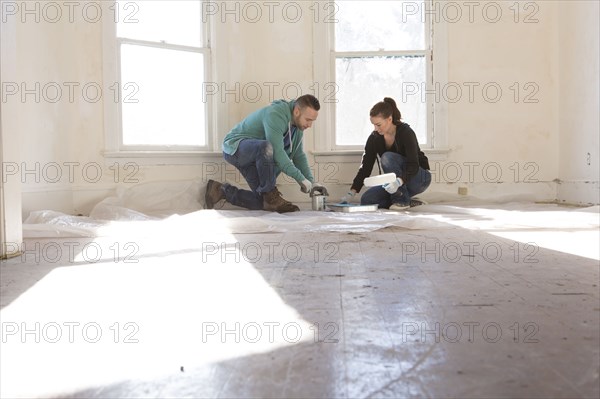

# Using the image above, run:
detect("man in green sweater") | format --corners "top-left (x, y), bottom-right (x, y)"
top-left (205, 94), bottom-right (323, 213)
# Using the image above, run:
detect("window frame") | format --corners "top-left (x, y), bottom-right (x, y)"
top-left (102, 1), bottom-right (217, 161)
top-left (312, 0), bottom-right (448, 158)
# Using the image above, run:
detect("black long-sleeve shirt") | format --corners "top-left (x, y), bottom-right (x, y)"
top-left (351, 122), bottom-right (430, 193)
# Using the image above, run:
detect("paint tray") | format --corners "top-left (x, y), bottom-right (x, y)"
top-left (327, 203), bottom-right (379, 212)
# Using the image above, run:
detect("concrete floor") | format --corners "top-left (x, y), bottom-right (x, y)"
top-left (1, 206), bottom-right (599, 398)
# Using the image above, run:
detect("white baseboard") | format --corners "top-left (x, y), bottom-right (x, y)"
top-left (556, 180), bottom-right (600, 206)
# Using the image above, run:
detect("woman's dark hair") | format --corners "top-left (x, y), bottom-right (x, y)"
top-left (369, 97), bottom-right (401, 125)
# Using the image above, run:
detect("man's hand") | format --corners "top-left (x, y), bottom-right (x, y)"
top-left (299, 179), bottom-right (312, 194)
top-left (383, 177), bottom-right (404, 194)
top-left (311, 183), bottom-right (328, 197)
top-left (340, 191), bottom-right (355, 204)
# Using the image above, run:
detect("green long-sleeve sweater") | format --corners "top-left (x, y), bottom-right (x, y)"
top-left (222, 99), bottom-right (314, 184)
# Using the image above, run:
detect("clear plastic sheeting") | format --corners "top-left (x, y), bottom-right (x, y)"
top-left (23, 209), bottom-right (452, 239)
top-left (90, 179), bottom-right (205, 220)
top-left (22, 179), bottom-right (600, 238)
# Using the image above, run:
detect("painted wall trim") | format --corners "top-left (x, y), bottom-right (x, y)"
top-left (0, 5), bottom-right (23, 258)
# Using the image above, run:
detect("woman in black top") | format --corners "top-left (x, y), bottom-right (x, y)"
top-left (342, 97), bottom-right (432, 210)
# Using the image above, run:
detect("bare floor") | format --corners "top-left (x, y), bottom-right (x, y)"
top-left (1, 204), bottom-right (599, 398)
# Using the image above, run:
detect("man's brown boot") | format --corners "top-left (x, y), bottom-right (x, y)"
top-left (263, 187), bottom-right (300, 213)
top-left (205, 179), bottom-right (225, 209)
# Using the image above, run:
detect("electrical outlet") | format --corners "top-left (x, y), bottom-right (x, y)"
top-left (458, 187), bottom-right (468, 196)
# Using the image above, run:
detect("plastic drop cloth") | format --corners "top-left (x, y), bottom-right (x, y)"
top-left (22, 179), bottom-right (600, 238)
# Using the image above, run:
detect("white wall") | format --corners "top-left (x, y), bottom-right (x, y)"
top-left (443, 0), bottom-right (559, 201)
top-left (557, 0), bottom-right (600, 205)
top-left (6, 1), bottom-right (596, 218)
top-left (13, 12), bottom-right (76, 214)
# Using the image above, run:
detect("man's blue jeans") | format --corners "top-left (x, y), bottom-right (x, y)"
top-left (222, 139), bottom-right (279, 210)
top-left (361, 152), bottom-right (432, 208)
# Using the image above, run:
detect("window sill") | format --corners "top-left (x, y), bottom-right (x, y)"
top-left (312, 150), bottom-right (363, 163)
top-left (102, 151), bottom-right (224, 165)
top-left (312, 148), bottom-right (450, 163)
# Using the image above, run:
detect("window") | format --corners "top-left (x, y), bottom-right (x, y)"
top-left (313, 0), bottom-right (443, 152)
top-left (103, 1), bottom-right (211, 153)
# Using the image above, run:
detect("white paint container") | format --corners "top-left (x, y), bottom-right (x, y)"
top-left (312, 194), bottom-right (326, 211)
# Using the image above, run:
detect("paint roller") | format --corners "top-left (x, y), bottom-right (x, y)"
top-left (363, 173), bottom-right (397, 187)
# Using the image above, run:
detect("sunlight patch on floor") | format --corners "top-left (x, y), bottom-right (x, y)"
top-left (1, 240), bottom-right (313, 398)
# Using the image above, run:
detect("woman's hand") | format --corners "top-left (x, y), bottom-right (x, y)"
top-left (340, 191), bottom-right (356, 204)
top-left (383, 177), bottom-right (404, 194)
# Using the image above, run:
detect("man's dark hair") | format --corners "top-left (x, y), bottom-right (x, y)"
top-left (295, 94), bottom-right (320, 111)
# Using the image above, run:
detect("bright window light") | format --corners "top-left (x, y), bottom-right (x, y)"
top-left (336, 56), bottom-right (427, 145)
top-left (116, 0), bottom-right (202, 47)
top-left (114, 0), bottom-right (207, 149)
top-left (333, 0), bottom-right (430, 147)
top-left (120, 45), bottom-right (206, 146)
